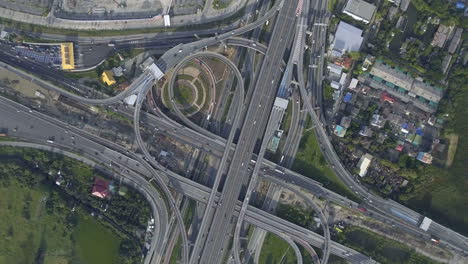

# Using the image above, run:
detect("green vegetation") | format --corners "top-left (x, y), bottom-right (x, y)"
top-left (277, 203), bottom-right (315, 229)
top-left (176, 74), bottom-right (194, 81)
top-left (280, 101), bottom-right (293, 133)
top-left (0, 146), bottom-right (151, 264)
top-left (194, 79), bottom-right (205, 106)
top-left (259, 233), bottom-right (297, 264)
top-left (213, 0), bottom-right (229, 9)
top-left (399, 66), bottom-right (468, 236)
top-left (74, 216), bottom-right (121, 264)
top-left (323, 80), bottom-right (334, 101)
top-left (174, 84), bottom-right (195, 106)
top-left (169, 237), bottom-right (182, 264)
top-left (334, 227), bottom-right (439, 264)
top-left (293, 123), bottom-right (358, 200)
top-left (63, 69), bottom-right (99, 80)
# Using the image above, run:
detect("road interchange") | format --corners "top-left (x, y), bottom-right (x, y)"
top-left (1, 0), bottom-right (468, 261)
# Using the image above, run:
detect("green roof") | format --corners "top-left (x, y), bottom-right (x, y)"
top-left (373, 75), bottom-right (384, 82)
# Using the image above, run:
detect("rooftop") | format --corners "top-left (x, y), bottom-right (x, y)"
top-left (332, 21), bottom-right (364, 56)
top-left (92, 178), bottom-right (110, 199)
top-left (343, 0), bottom-right (377, 23)
top-left (60, 43), bottom-right (75, 70)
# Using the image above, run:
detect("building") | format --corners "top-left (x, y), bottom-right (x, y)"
top-left (362, 60), bottom-right (443, 113)
top-left (164, 15), bottom-right (171, 27)
top-left (92, 178), bottom-right (110, 199)
top-left (362, 55), bottom-right (375, 71)
top-left (342, 0), bottom-right (376, 24)
top-left (359, 126), bottom-right (373, 137)
top-left (448, 28), bottom-right (463, 54)
top-left (431, 25), bottom-right (453, 48)
top-left (328, 63), bottom-right (343, 75)
top-left (441, 54), bottom-right (452, 74)
top-left (417, 152), bottom-right (433, 164)
top-left (0, 30), bottom-right (9, 40)
top-left (381, 92), bottom-right (395, 104)
top-left (340, 116), bottom-right (352, 128)
top-left (331, 81), bottom-right (341, 90)
top-left (339, 73), bottom-right (348, 86)
top-left (102, 70), bottom-right (116, 86)
top-left (331, 21), bottom-right (364, 57)
top-left (60, 43), bottom-right (75, 70)
top-left (334, 125), bottom-right (347, 137)
top-left (357, 153), bottom-right (373, 177)
top-left (112, 66), bottom-right (124, 77)
top-left (349, 78), bottom-right (359, 90)
top-left (343, 92), bottom-right (353, 103)
top-left (334, 56), bottom-right (353, 69)
top-left (370, 114), bottom-right (385, 128)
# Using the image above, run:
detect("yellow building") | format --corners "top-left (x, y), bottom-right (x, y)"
top-left (102, 70), bottom-right (116, 85)
top-left (60, 43), bottom-right (75, 70)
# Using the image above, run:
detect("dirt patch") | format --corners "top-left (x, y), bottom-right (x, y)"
top-left (0, 68), bottom-right (59, 102)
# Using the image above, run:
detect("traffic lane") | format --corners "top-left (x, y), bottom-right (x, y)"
top-left (2, 97), bottom-right (372, 262)
top-left (201, 1), bottom-right (298, 261)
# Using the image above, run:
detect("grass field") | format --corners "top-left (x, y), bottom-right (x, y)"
top-left (194, 79), bottom-right (205, 106)
top-left (74, 216), bottom-right (121, 264)
top-left (293, 130), bottom-right (358, 200)
top-left (174, 84), bottom-right (195, 106)
top-left (0, 179), bottom-right (122, 264)
top-left (259, 233), bottom-right (297, 264)
top-left (0, 182), bottom-right (74, 264)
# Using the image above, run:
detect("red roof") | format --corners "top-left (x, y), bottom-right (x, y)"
top-left (381, 93), bottom-right (395, 104)
top-left (395, 143), bottom-right (404, 152)
top-left (92, 178), bottom-right (110, 198)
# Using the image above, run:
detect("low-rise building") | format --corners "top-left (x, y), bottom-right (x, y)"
top-left (359, 126), bottom-right (373, 137)
top-left (448, 28), bottom-right (463, 54)
top-left (342, 0), bottom-right (376, 24)
top-left (334, 125), bottom-right (347, 137)
top-left (361, 60), bottom-right (443, 113)
top-left (371, 114), bottom-right (385, 128)
top-left (417, 152), bottom-right (433, 164)
top-left (340, 116), bottom-right (352, 128)
top-left (92, 178), bottom-right (110, 199)
top-left (328, 63), bottom-right (343, 75)
top-left (431, 25), bottom-right (453, 48)
top-left (441, 54), bottom-right (452, 74)
top-left (102, 70), bottom-right (116, 86)
top-left (60, 42), bottom-right (75, 70)
top-left (331, 21), bottom-right (364, 57)
top-left (357, 153), bottom-right (373, 177)
top-left (349, 78), bottom-right (359, 90)
top-left (331, 81), bottom-right (341, 90)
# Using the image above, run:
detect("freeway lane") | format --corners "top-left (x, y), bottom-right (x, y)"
top-left (0, 95), bottom-right (375, 263)
top-left (197, 0), bottom-right (298, 262)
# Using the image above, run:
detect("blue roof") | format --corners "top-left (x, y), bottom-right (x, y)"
top-left (343, 92), bottom-right (353, 103)
top-left (456, 2), bottom-right (465, 9)
top-left (416, 127), bottom-right (424, 136)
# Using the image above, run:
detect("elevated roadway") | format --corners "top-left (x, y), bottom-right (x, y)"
top-left (196, 0), bottom-right (298, 262)
top-left (0, 95), bottom-right (375, 263)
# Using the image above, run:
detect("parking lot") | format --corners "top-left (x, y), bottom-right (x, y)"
top-left (13, 45), bottom-right (62, 66)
